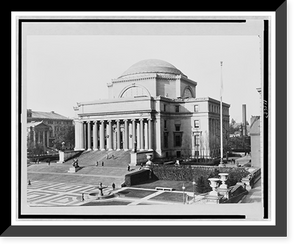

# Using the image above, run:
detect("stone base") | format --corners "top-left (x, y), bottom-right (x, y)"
top-left (68, 166), bottom-right (77, 173)
top-left (218, 188), bottom-right (229, 199)
top-left (204, 194), bottom-right (223, 204)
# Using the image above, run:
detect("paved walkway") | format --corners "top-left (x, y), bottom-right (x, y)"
top-left (27, 180), bottom-right (195, 207)
top-left (240, 178), bottom-right (261, 203)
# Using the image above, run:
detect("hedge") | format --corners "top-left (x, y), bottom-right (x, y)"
top-left (151, 164), bottom-right (250, 194)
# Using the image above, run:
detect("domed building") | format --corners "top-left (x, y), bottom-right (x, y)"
top-left (74, 59), bottom-right (230, 161)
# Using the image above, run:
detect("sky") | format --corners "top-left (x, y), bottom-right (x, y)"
top-left (25, 22), bottom-right (262, 123)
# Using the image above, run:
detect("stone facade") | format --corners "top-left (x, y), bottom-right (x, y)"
top-left (74, 59), bottom-right (230, 159)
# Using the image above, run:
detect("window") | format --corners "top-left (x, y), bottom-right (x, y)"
top-left (194, 134), bottom-right (200, 146)
top-left (194, 105), bottom-right (199, 112)
top-left (174, 134), bottom-right (182, 147)
top-left (164, 120), bottom-right (167, 129)
top-left (176, 151), bottom-right (181, 158)
top-left (194, 120), bottom-right (199, 128)
top-left (175, 105), bottom-right (180, 112)
top-left (164, 132), bottom-right (168, 148)
top-left (175, 124), bottom-right (181, 131)
top-left (164, 104), bottom-right (167, 112)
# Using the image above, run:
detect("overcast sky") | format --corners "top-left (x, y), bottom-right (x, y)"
top-left (25, 21), bottom-right (262, 123)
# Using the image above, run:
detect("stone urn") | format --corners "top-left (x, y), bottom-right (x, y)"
top-left (145, 154), bottom-right (153, 168)
top-left (218, 173), bottom-right (229, 189)
top-left (208, 178), bottom-right (220, 196)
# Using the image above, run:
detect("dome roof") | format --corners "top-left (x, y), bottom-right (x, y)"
top-left (119, 59), bottom-right (183, 78)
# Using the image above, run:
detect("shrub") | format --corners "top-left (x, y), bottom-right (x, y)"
top-left (151, 164), bottom-right (250, 194)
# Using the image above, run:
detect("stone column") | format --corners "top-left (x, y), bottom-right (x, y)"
top-left (107, 120), bottom-right (112, 150)
top-left (37, 131), bottom-right (41, 144)
top-left (116, 119), bottom-right (121, 151)
top-left (137, 122), bottom-right (140, 150)
top-left (33, 129), bottom-right (36, 147)
top-left (132, 119), bottom-right (136, 151)
top-left (100, 121), bottom-right (105, 151)
top-left (87, 121), bottom-right (91, 150)
top-left (42, 130), bottom-right (46, 150)
top-left (93, 121), bottom-right (98, 150)
top-left (83, 122), bottom-right (87, 150)
top-left (144, 121), bottom-right (148, 150)
top-left (148, 118), bottom-right (152, 150)
top-left (76, 121), bottom-right (84, 150)
top-left (46, 130), bottom-right (50, 147)
top-left (124, 119), bottom-right (129, 151)
top-left (139, 118), bottom-right (144, 150)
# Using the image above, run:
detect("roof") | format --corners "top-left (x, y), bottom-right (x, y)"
top-left (27, 121), bottom-right (49, 128)
top-left (28, 110), bottom-right (72, 120)
top-left (119, 59), bottom-right (184, 78)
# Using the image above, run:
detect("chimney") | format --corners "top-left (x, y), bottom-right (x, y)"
top-left (242, 104), bottom-right (247, 136)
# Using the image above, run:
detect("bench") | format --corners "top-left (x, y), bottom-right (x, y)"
top-left (155, 187), bottom-right (174, 191)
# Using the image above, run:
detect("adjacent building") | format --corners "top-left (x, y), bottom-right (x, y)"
top-left (73, 59), bottom-right (230, 159)
top-left (27, 110), bottom-right (74, 151)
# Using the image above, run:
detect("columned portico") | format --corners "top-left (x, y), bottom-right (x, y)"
top-left (75, 117), bottom-right (154, 152)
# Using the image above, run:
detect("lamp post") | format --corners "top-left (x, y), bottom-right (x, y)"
top-left (192, 180), bottom-right (196, 202)
top-left (182, 183), bottom-right (186, 204)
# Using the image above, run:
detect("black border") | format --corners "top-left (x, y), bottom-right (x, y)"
top-left (263, 19), bottom-right (269, 219)
top-left (5, 1), bottom-right (287, 236)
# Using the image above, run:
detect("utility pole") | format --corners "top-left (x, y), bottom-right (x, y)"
top-left (219, 61), bottom-right (225, 167)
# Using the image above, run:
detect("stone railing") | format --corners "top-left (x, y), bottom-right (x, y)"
top-left (241, 168), bottom-right (261, 190)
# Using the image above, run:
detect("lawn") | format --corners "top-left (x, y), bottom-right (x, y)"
top-left (133, 180), bottom-right (196, 193)
top-left (149, 192), bottom-right (193, 203)
top-left (81, 199), bottom-right (132, 206)
top-left (116, 188), bottom-right (156, 198)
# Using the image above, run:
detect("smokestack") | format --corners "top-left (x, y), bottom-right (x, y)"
top-left (242, 104), bottom-right (247, 136)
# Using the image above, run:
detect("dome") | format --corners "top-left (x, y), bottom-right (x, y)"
top-left (119, 59), bottom-right (183, 78)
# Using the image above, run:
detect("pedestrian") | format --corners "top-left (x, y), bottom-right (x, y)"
top-left (102, 161), bottom-right (104, 166)
top-left (95, 161), bottom-right (98, 166)
top-left (48, 159), bottom-right (50, 165)
top-left (127, 164), bottom-right (130, 171)
top-left (81, 193), bottom-right (85, 201)
top-left (112, 183), bottom-right (115, 190)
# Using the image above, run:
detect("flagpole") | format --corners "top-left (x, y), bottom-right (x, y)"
top-left (219, 61), bottom-right (225, 167)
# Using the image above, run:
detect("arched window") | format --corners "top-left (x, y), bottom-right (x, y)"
top-left (183, 87), bottom-right (193, 98)
top-left (120, 85), bottom-right (150, 98)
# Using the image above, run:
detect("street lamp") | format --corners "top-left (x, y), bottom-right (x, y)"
top-left (192, 180), bottom-right (196, 202)
top-left (182, 183), bottom-right (186, 204)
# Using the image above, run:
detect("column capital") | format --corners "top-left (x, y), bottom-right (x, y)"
top-left (139, 118), bottom-right (144, 121)
top-left (147, 118), bottom-right (152, 121)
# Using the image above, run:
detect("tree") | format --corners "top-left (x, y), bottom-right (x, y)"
top-left (52, 125), bottom-right (75, 150)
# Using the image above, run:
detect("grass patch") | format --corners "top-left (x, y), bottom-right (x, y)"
top-left (81, 199), bottom-right (132, 206)
top-left (133, 180), bottom-right (195, 192)
top-left (150, 192), bottom-right (193, 203)
top-left (117, 188), bottom-right (156, 198)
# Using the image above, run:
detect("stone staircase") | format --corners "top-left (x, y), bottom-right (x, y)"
top-left (66, 150), bottom-right (131, 168)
